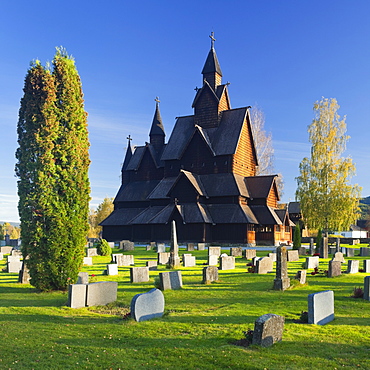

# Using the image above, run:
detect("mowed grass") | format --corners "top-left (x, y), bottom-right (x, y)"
top-left (0, 245), bottom-right (369, 370)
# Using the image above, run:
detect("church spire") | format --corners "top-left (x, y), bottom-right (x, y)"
top-left (122, 135), bottom-right (133, 171)
top-left (201, 32), bottom-right (222, 89)
top-left (149, 97), bottom-right (165, 152)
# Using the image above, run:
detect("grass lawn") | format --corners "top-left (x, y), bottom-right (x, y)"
top-left (0, 245), bottom-right (369, 369)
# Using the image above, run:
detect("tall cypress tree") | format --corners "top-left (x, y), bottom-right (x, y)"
top-left (15, 49), bottom-right (90, 291)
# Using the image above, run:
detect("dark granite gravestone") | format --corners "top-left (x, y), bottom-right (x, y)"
top-left (308, 290), bottom-right (334, 324)
top-left (360, 248), bottom-right (370, 257)
top-left (335, 238), bottom-right (341, 252)
top-left (346, 248), bottom-right (355, 257)
top-left (364, 276), bottom-right (370, 301)
top-left (187, 243), bottom-right (195, 252)
top-left (298, 247), bottom-right (306, 256)
top-left (274, 246), bottom-right (290, 290)
top-left (131, 288), bottom-right (165, 322)
top-left (252, 314), bottom-right (285, 347)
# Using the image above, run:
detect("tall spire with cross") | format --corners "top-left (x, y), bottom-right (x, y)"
top-left (201, 32), bottom-right (222, 89)
top-left (149, 97), bottom-right (165, 152)
top-left (121, 134), bottom-right (133, 178)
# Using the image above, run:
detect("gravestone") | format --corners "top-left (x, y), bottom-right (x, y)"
top-left (219, 256), bottom-right (235, 270)
top-left (298, 247), bottom-right (306, 256)
top-left (108, 242), bottom-right (115, 248)
top-left (287, 250), bottom-right (299, 262)
top-left (364, 276), bottom-right (370, 301)
top-left (309, 238), bottom-right (315, 255)
top-left (0, 252), bottom-right (3, 260)
top-left (8, 260), bottom-right (22, 273)
top-left (68, 284), bottom-right (87, 308)
top-left (131, 288), bottom-right (165, 322)
top-left (360, 247), bottom-right (370, 257)
top-left (332, 252), bottom-right (345, 263)
top-left (158, 252), bottom-right (170, 265)
top-left (11, 250), bottom-right (22, 257)
top-left (256, 257), bottom-right (273, 274)
top-left (244, 249), bottom-right (256, 259)
top-left (146, 260), bottom-right (158, 271)
top-left (0, 246), bottom-right (13, 254)
top-left (208, 254), bottom-right (219, 266)
top-left (77, 272), bottom-right (89, 284)
top-left (252, 314), bottom-right (285, 347)
top-left (113, 254), bottom-right (134, 266)
top-left (130, 267), bottom-right (149, 283)
top-left (341, 247), bottom-right (347, 255)
top-left (83, 257), bottom-right (93, 265)
top-left (7, 255), bottom-right (21, 263)
top-left (159, 271), bottom-right (183, 290)
top-left (146, 245), bottom-right (152, 251)
top-left (208, 246), bottom-right (221, 256)
top-left (182, 254), bottom-right (196, 267)
top-left (351, 239), bottom-right (360, 245)
top-left (329, 247), bottom-right (336, 255)
top-left (202, 266), bottom-right (218, 284)
top-left (252, 256), bottom-right (262, 266)
top-left (335, 238), bottom-right (341, 252)
top-left (197, 243), bottom-right (205, 251)
top-left (168, 220), bottom-right (181, 268)
top-left (230, 247), bottom-right (242, 257)
top-left (346, 260), bottom-right (359, 274)
top-left (274, 246), bottom-right (290, 290)
top-left (305, 256), bottom-right (319, 269)
top-left (122, 241), bottom-right (135, 251)
top-left (18, 263), bottom-right (30, 284)
top-left (86, 248), bottom-right (98, 257)
top-left (308, 290), bottom-right (334, 325)
top-left (328, 260), bottom-right (341, 277)
top-left (106, 264), bottom-right (118, 276)
top-left (86, 281), bottom-right (118, 307)
top-left (363, 260), bottom-right (370, 273)
top-left (320, 237), bottom-right (328, 259)
top-left (295, 270), bottom-right (307, 284)
top-left (156, 243), bottom-right (166, 253)
top-left (346, 248), bottom-right (355, 257)
top-left (268, 252), bottom-right (277, 262)
top-left (187, 243), bottom-right (195, 252)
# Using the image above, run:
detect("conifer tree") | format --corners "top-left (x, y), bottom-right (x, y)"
top-left (15, 49), bottom-right (90, 291)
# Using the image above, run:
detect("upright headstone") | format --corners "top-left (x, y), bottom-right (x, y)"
top-left (274, 246), bottom-right (290, 290)
top-left (0, 246), bottom-right (13, 254)
top-left (158, 252), bottom-right (170, 265)
top-left (115, 254), bottom-right (134, 266)
top-left (7, 260), bottom-right (22, 273)
top-left (182, 254), bottom-right (196, 267)
top-left (305, 256), bottom-right (319, 269)
top-left (146, 260), bottom-right (158, 271)
top-left (159, 271), bottom-right (183, 290)
top-left (77, 272), bottom-right (89, 284)
top-left (83, 257), bottom-right (93, 265)
top-left (320, 237), bottom-right (328, 259)
top-left (287, 250), bottom-right (299, 262)
top-left (268, 252), bottom-right (277, 262)
top-left (168, 220), bottom-right (181, 269)
top-left (156, 243), bottom-right (166, 253)
top-left (346, 248), bottom-right (355, 257)
top-left (130, 288), bottom-right (165, 322)
top-left (309, 238), bottom-right (315, 255)
top-left (256, 257), bottom-right (273, 274)
top-left (219, 255), bottom-right (235, 270)
top-left (208, 246), bottom-right (221, 256)
top-left (187, 243), bottom-right (195, 252)
top-left (0, 252), bottom-right (3, 260)
top-left (295, 270), bottom-right (307, 284)
top-left (230, 247), bottom-right (242, 257)
top-left (146, 245), bottom-right (152, 251)
top-left (197, 243), bottom-right (205, 251)
top-left (328, 260), bottom-right (341, 277)
top-left (252, 256), bottom-right (262, 266)
top-left (208, 254), bottom-right (219, 266)
top-left (346, 260), bottom-right (359, 274)
top-left (68, 284), bottom-right (87, 308)
top-left (332, 252), bottom-right (345, 263)
top-left (308, 290), bottom-right (334, 325)
top-left (86, 248), bottom-right (98, 257)
top-left (244, 249), bottom-right (256, 259)
top-left (335, 238), bottom-right (341, 252)
top-left (298, 247), bottom-right (306, 256)
top-left (363, 260), bottom-right (370, 273)
top-left (130, 267), bottom-right (149, 283)
top-left (360, 248), bottom-right (370, 257)
top-left (122, 241), bottom-right (135, 251)
top-left (86, 281), bottom-right (118, 307)
top-left (364, 276), bottom-right (370, 301)
top-left (18, 263), bottom-right (30, 284)
top-left (252, 314), bottom-right (285, 347)
top-left (107, 263), bottom-right (118, 276)
top-left (202, 266), bottom-right (219, 284)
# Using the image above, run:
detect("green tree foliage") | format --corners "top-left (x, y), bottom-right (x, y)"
top-left (0, 224), bottom-right (4, 240)
top-left (15, 49), bottom-right (90, 291)
top-left (293, 223), bottom-right (301, 250)
top-left (96, 239), bottom-right (111, 256)
top-left (296, 98), bottom-right (361, 232)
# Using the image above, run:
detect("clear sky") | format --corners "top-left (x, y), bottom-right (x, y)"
top-left (1, 0), bottom-right (370, 222)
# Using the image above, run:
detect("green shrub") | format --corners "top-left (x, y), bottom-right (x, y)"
top-left (293, 223), bottom-right (301, 249)
top-left (96, 239), bottom-right (111, 256)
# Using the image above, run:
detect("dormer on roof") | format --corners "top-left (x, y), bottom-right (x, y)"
top-left (149, 97), bottom-right (165, 153)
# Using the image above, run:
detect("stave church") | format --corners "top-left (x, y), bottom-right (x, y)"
top-left (101, 35), bottom-right (294, 245)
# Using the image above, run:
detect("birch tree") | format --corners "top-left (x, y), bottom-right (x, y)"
top-left (295, 97), bottom-right (361, 232)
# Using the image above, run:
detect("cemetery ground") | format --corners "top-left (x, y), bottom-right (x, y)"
top-left (1, 246), bottom-right (369, 369)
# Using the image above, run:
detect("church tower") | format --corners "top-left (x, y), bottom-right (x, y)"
top-left (149, 97), bottom-right (165, 153)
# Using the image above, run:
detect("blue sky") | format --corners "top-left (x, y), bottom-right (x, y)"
top-left (1, 1), bottom-right (370, 222)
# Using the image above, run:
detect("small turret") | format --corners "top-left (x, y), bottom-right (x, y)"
top-left (121, 135), bottom-right (133, 183)
top-left (149, 97), bottom-right (165, 153)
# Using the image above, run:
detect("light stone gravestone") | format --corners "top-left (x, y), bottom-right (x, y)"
top-left (146, 245), bottom-right (152, 251)
top-left (86, 248), bottom-right (98, 257)
top-left (7, 255), bottom-right (21, 263)
top-left (113, 254), bottom-right (134, 266)
top-left (156, 243), bottom-right (166, 253)
top-left (130, 267), bottom-right (149, 283)
top-left (346, 260), bottom-right (359, 274)
top-left (182, 254), bottom-right (196, 267)
top-left (360, 248), bottom-right (370, 257)
top-left (8, 260), bottom-right (22, 273)
top-left (159, 271), bottom-right (183, 290)
top-left (295, 270), bottom-right (307, 284)
top-left (83, 257), bottom-right (93, 265)
top-left (346, 248), bottom-right (355, 257)
top-left (244, 249), bottom-right (256, 259)
top-left (106, 263), bottom-right (118, 276)
top-left (208, 254), bottom-right (219, 266)
top-left (351, 239), bottom-right (360, 245)
top-left (328, 261), bottom-right (341, 277)
top-left (274, 246), bottom-right (290, 290)
top-left (187, 243), bottom-right (195, 252)
top-left (308, 290), bottom-right (334, 325)
top-left (11, 250), bottom-right (22, 257)
top-left (68, 284), bottom-right (87, 308)
top-left (219, 255), bottom-right (235, 270)
top-left (122, 241), bottom-right (135, 251)
top-left (0, 246), bottom-right (13, 254)
top-left (268, 252), bottom-right (277, 262)
top-left (298, 247), bottom-right (306, 256)
top-left (305, 256), bottom-right (319, 269)
top-left (287, 250), bottom-right (299, 262)
top-left (252, 256), bottom-right (262, 266)
top-left (86, 281), bottom-right (118, 307)
top-left (158, 252), bottom-right (170, 265)
top-left (77, 272), bottom-right (89, 284)
top-left (0, 252), bottom-right (3, 260)
top-left (168, 220), bottom-right (181, 269)
top-left (252, 314), bottom-right (285, 347)
top-left (256, 257), bottom-right (273, 274)
top-left (108, 242), bottom-right (115, 248)
top-left (230, 247), bottom-right (242, 257)
top-left (197, 243), bottom-right (205, 251)
top-left (364, 276), bottom-right (370, 301)
top-left (146, 260), bottom-right (158, 271)
top-left (363, 260), bottom-right (370, 273)
top-left (332, 252), bottom-right (345, 263)
top-left (335, 238), bottom-right (341, 252)
top-left (208, 246), bottom-right (221, 256)
top-left (202, 266), bottom-right (218, 284)
top-left (131, 288), bottom-right (165, 322)
top-left (309, 238), bottom-right (315, 255)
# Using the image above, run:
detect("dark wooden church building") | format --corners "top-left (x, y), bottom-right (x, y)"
top-left (101, 36), bottom-right (293, 245)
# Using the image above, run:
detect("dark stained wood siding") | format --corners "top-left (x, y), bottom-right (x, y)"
top-left (130, 149), bottom-right (163, 182)
top-left (194, 88), bottom-right (219, 128)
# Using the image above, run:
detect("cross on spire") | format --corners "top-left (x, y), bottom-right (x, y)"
top-left (155, 96), bottom-right (160, 106)
top-left (127, 134), bottom-right (132, 142)
top-left (209, 31), bottom-right (216, 49)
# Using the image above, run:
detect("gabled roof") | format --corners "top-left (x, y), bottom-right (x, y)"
top-left (114, 180), bottom-right (160, 202)
top-left (288, 201), bottom-right (301, 214)
top-left (148, 177), bottom-right (177, 199)
top-left (130, 206), bottom-right (167, 225)
top-left (125, 143), bottom-right (165, 171)
top-left (176, 203), bottom-right (213, 224)
top-left (99, 207), bottom-right (146, 226)
top-left (192, 80), bottom-right (220, 108)
top-left (207, 204), bottom-right (257, 224)
top-left (245, 175), bottom-right (277, 199)
top-left (250, 205), bottom-right (283, 225)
